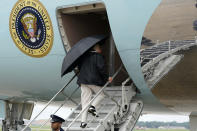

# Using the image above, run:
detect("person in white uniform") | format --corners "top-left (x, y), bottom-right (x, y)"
top-left (77, 44), bottom-right (112, 128)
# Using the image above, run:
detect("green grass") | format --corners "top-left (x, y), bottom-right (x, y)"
top-left (31, 126), bottom-right (50, 131)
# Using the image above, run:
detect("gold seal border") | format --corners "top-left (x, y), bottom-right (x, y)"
top-left (9, 0), bottom-right (54, 58)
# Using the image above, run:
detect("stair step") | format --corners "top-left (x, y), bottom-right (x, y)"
top-left (63, 127), bottom-right (95, 131)
top-left (63, 119), bottom-right (101, 128)
top-left (66, 119), bottom-right (101, 123)
top-left (105, 88), bottom-right (129, 91)
top-left (69, 111), bottom-right (108, 119)
top-left (103, 94), bottom-right (122, 98)
top-left (75, 102), bottom-right (116, 110)
top-left (105, 86), bottom-right (130, 90)
top-left (104, 90), bottom-right (129, 95)
top-left (74, 110), bottom-right (109, 114)
top-left (63, 85), bottom-right (136, 131)
top-left (91, 93), bottom-right (122, 98)
top-left (63, 122), bottom-right (99, 128)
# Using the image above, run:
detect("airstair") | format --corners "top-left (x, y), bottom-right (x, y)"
top-left (63, 77), bottom-right (143, 131)
top-left (62, 40), bottom-right (197, 131)
top-left (21, 39), bottom-right (197, 131)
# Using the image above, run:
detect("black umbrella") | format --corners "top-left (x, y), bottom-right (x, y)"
top-left (61, 35), bottom-right (107, 77)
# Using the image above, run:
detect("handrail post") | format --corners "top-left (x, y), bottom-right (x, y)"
top-left (169, 40), bottom-right (171, 51)
top-left (121, 77), bottom-right (130, 115)
top-left (65, 65), bottom-right (123, 130)
top-left (195, 36), bottom-right (197, 44)
top-left (22, 73), bottom-right (78, 131)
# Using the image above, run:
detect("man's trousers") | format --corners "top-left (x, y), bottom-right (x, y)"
top-left (80, 84), bottom-right (105, 123)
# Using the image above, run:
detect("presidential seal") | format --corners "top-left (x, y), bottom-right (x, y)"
top-left (9, 0), bottom-right (53, 57)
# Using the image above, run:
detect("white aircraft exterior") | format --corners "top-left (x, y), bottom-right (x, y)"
top-left (0, 0), bottom-right (197, 130)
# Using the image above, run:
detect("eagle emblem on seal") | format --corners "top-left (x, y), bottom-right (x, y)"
top-left (21, 13), bottom-right (41, 43)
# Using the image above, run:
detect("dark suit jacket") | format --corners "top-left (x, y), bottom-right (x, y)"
top-left (60, 128), bottom-right (64, 131)
top-left (77, 52), bottom-right (108, 87)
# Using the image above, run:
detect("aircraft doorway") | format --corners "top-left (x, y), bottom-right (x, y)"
top-left (57, 3), bottom-right (130, 86)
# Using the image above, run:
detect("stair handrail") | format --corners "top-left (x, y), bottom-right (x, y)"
top-left (22, 73), bottom-right (78, 131)
top-left (37, 86), bottom-right (80, 131)
top-left (65, 65), bottom-right (123, 130)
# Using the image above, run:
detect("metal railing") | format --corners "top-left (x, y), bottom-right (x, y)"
top-left (36, 87), bottom-right (80, 131)
top-left (22, 73), bottom-right (78, 131)
top-left (141, 39), bottom-right (197, 85)
top-left (141, 40), bottom-right (197, 72)
top-left (65, 65), bottom-right (123, 130)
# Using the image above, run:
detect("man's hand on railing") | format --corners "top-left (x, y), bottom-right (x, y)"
top-left (108, 77), bottom-right (113, 83)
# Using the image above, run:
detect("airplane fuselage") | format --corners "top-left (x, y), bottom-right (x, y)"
top-left (0, 0), bottom-right (197, 119)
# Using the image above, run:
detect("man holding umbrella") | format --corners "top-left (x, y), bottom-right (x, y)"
top-left (61, 35), bottom-right (112, 128)
top-left (77, 44), bottom-right (112, 128)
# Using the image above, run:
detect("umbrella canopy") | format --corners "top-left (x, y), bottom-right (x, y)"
top-left (61, 35), bottom-right (107, 77)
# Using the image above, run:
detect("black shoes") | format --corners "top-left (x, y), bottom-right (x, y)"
top-left (80, 122), bottom-right (87, 128)
top-left (80, 106), bottom-right (99, 128)
top-left (88, 105), bottom-right (99, 117)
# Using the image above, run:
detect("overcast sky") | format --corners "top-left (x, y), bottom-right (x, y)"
top-left (31, 103), bottom-right (189, 123)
